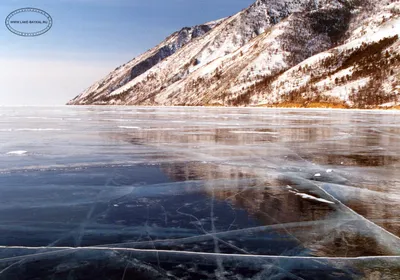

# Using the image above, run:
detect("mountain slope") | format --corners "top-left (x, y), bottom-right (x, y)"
top-left (67, 19), bottom-right (223, 104)
top-left (68, 0), bottom-right (400, 109)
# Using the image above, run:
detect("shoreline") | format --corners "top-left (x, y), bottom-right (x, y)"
top-left (3, 104), bottom-right (400, 111)
top-left (63, 103), bottom-right (400, 111)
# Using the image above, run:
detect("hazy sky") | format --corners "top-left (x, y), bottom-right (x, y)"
top-left (0, 0), bottom-right (253, 105)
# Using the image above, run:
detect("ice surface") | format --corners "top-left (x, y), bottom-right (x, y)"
top-left (0, 106), bottom-right (400, 279)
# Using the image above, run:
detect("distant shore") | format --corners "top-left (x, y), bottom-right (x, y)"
top-left (254, 102), bottom-right (400, 110)
top-left (66, 102), bottom-right (400, 110)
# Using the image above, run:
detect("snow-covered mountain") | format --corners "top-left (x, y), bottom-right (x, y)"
top-left (68, 0), bottom-right (400, 109)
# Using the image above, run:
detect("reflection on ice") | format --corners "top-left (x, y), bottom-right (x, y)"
top-left (0, 106), bottom-right (400, 279)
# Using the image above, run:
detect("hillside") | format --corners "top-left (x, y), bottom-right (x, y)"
top-left (68, 0), bottom-right (400, 109)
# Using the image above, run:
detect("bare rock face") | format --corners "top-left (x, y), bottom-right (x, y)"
top-left (68, 0), bottom-right (400, 109)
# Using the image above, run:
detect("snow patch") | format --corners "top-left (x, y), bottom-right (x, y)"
top-left (295, 193), bottom-right (335, 204)
top-left (6, 150), bottom-right (28, 156)
top-left (229, 130), bottom-right (278, 135)
top-left (118, 126), bottom-right (142, 130)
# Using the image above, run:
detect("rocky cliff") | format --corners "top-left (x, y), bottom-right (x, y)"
top-left (68, 0), bottom-right (400, 109)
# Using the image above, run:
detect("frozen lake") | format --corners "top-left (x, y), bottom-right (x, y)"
top-left (0, 106), bottom-right (400, 279)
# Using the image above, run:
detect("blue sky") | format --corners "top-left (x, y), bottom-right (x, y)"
top-left (0, 0), bottom-right (253, 105)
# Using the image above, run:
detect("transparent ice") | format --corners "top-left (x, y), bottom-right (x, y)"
top-left (0, 106), bottom-right (399, 279)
